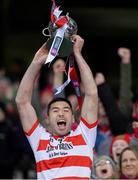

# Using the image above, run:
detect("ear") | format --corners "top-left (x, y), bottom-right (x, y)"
top-left (72, 114), bottom-right (75, 123)
top-left (45, 114), bottom-right (50, 125)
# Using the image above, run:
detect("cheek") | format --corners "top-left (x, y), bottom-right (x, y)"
top-left (107, 165), bottom-right (113, 174)
top-left (122, 164), bottom-right (127, 173)
top-left (119, 145), bottom-right (128, 153)
top-left (135, 161), bottom-right (138, 170)
top-left (95, 167), bottom-right (101, 175)
top-left (49, 113), bottom-right (57, 119)
top-left (136, 167), bottom-right (138, 175)
top-left (47, 114), bottom-right (57, 124)
top-left (66, 113), bottom-right (73, 120)
top-left (45, 118), bottom-right (49, 125)
top-left (112, 147), bottom-right (117, 154)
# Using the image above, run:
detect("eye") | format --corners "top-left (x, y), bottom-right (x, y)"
top-left (64, 108), bottom-right (70, 112)
top-left (130, 158), bottom-right (137, 162)
top-left (122, 159), bottom-right (127, 163)
top-left (64, 109), bottom-right (69, 112)
top-left (52, 109), bottom-right (58, 112)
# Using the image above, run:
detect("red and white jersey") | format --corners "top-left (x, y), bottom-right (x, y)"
top-left (25, 117), bottom-right (98, 179)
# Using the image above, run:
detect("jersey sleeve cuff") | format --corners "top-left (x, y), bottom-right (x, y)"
top-left (81, 117), bottom-right (98, 129)
top-left (24, 119), bottom-right (39, 136)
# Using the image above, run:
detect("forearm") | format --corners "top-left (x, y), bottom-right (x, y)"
top-left (119, 63), bottom-right (132, 116)
top-left (16, 62), bottom-right (42, 104)
top-left (72, 35), bottom-right (98, 123)
top-left (74, 53), bottom-right (97, 96)
top-left (98, 82), bottom-right (129, 135)
top-left (74, 52), bottom-right (98, 124)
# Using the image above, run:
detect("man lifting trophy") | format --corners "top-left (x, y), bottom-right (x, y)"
top-left (16, 0), bottom-right (98, 178)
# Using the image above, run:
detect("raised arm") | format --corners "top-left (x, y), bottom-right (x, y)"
top-left (72, 35), bottom-right (98, 124)
top-left (118, 47), bottom-right (133, 117)
top-left (95, 72), bottom-right (132, 135)
top-left (15, 43), bottom-right (48, 132)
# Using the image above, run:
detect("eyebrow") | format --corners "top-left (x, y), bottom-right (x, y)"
top-left (51, 106), bottom-right (71, 110)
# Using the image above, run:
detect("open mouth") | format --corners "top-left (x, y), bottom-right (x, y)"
top-left (57, 120), bottom-right (66, 129)
top-left (101, 169), bottom-right (108, 174)
top-left (116, 153), bottom-right (120, 157)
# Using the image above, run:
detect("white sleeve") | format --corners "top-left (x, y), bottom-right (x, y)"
top-left (25, 119), bottom-right (46, 152)
top-left (79, 117), bottom-right (98, 149)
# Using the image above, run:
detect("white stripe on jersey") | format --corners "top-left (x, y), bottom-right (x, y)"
top-left (36, 145), bottom-right (93, 162)
top-left (37, 166), bottom-right (91, 179)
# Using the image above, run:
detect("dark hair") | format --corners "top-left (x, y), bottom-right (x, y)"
top-left (47, 97), bottom-right (73, 115)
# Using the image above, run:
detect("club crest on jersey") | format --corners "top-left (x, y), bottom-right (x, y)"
top-left (46, 137), bottom-right (73, 153)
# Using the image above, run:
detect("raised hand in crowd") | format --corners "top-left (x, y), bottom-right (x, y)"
top-left (118, 47), bottom-right (133, 118)
top-left (117, 47), bottom-right (131, 64)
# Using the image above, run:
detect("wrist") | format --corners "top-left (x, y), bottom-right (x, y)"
top-left (74, 51), bottom-right (82, 59)
top-left (121, 58), bottom-right (130, 64)
top-left (32, 59), bottom-right (44, 66)
top-left (73, 48), bottom-right (81, 55)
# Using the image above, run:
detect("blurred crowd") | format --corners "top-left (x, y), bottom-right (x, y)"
top-left (0, 47), bottom-right (138, 179)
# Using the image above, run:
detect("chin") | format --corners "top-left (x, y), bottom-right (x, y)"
top-left (60, 130), bottom-right (70, 136)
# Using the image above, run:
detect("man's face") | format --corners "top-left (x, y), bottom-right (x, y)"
top-left (121, 150), bottom-right (138, 179)
top-left (112, 139), bottom-right (128, 163)
top-left (47, 101), bottom-right (73, 136)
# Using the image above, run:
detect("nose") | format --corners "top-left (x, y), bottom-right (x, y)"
top-left (125, 160), bottom-right (131, 166)
top-left (58, 110), bottom-right (64, 116)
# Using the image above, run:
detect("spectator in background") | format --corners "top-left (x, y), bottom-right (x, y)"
top-left (131, 120), bottom-right (138, 147)
top-left (118, 47), bottom-right (133, 118)
top-left (96, 47), bottom-right (133, 134)
top-left (110, 134), bottom-right (131, 164)
top-left (91, 155), bottom-right (117, 179)
top-left (118, 145), bottom-right (138, 179)
top-left (0, 102), bottom-right (18, 179)
top-left (132, 91), bottom-right (138, 121)
top-left (8, 57), bottom-right (25, 84)
top-left (0, 66), bottom-right (6, 77)
top-left (95, 71), bottom-right (132, 136)
top-left (94, 72), bottom-right (131, 156)
top-left (94, 47), bottom-right (138, 158)
top-left (0, 60), bottom-right (36, 179)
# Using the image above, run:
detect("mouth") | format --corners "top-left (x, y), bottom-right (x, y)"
top-left (57, 120), bottom-right (66, 130)
top-left (101, 169), bottom-right (108, 174)
top-left (116, 152), bottom-right (120, 157)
